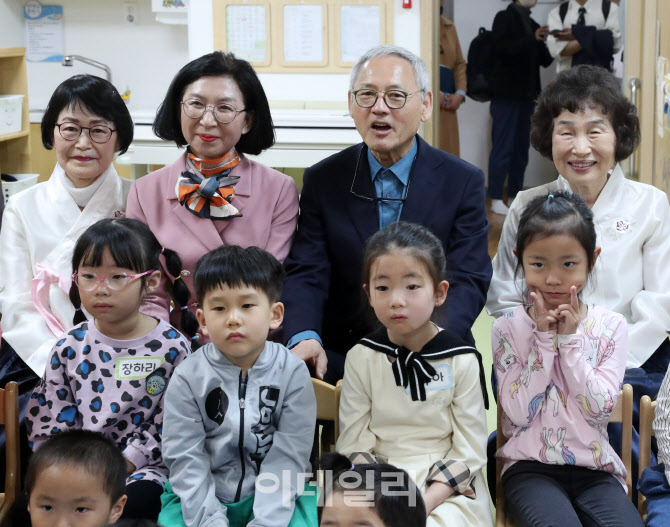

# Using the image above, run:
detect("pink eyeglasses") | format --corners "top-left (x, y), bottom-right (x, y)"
top-left (72, 270), bottom-right (154, 291)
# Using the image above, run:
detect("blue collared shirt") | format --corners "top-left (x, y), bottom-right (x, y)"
top-left (367, 139), bottom-right (417, 229)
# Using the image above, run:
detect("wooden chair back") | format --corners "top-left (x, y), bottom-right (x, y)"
top-left (637, 395), bottom-right (656, 517)
top-left (0, 381), bottom-right (20, 524)
top-left (312, 378), bottom-right (343, 458)
top-left (495, 383), bottom-right (634, 526)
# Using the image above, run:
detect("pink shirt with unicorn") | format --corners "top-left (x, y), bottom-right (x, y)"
top-left (493, 304), bottom-right (628, 490)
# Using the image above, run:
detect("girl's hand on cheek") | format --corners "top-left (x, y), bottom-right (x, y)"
top-left (529, 292), bottom-right (557, 333)
top-left (556, 286), bottom-right (581, 335)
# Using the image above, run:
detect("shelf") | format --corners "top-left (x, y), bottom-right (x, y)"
top-left (0, 48), bottom-right (31, 175)
top-left (0, 48), bottom-right (25, 59)
top-left (0, 130), bottom-right (30, 143)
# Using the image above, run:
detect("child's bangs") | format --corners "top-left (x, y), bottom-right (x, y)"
top-left (78, 231), bottom-right (147, 272)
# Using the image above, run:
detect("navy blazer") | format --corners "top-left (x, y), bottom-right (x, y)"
top-left (282, 135), bottom-right (492, 355)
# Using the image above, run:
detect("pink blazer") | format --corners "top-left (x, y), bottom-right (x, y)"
top-left (126, 153), bottom-right (299, 321)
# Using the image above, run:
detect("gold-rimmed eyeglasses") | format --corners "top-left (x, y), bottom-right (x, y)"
top-left (181, 99), bottom-right (246, 124)
top-left (351, 89), bottom-right (423, 109)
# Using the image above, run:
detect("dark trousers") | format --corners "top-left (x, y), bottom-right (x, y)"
top-left (503, 461), bottom-right (644, 527)
top-left (323, 349), bottom-right (346, 386)
top-left (0, 338), bottom-right (40, 492)
top-left (487, 99), bottom-right (534, 200)
top-left (638, 464), bottom-right (670, 527)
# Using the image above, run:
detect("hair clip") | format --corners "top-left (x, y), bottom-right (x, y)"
top-left (180, 305), bottom-right (188, 310)
top-left (74, 307), bottom-right (83, 312)
top-left (174, 275), bottom-right (181, 281)
top-left (191, 335), bottom-right (198, 340)
top-left (547, 194), bottom-right (555, 199)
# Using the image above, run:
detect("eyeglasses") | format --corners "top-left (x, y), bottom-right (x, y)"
top-left (72, 270), bottom-right (154, 292)
top-left (349, 146), bottom-right (414, 203)
top-left (181, 99), bottom-right (246, 124)
top-left (55, 123), bottom-right (116, 144)
top-left (351, 89), bottom-right (423, 109)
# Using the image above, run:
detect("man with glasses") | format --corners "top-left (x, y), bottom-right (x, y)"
top-left (282, 45), bottom-right (492, 383)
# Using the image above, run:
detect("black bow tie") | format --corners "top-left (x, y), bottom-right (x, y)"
top-left (392, 346), bottom-right (438, 401)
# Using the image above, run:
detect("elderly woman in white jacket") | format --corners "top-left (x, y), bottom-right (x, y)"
top-left (487, 64), bottom-right (670, 409)
top-left (0, 75), bottom-right (133, 457)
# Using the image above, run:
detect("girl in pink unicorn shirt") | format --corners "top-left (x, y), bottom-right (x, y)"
top-left (493, 191), bottom-right (643, 527)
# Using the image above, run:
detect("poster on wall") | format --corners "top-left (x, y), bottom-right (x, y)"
top-left (23, 1), bottom-right (64, 62)
top-left (226, 5), bottom-right (268, 63)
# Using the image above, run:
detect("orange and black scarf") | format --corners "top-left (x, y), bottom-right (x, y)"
top-left (176, 149), bottom-right (242, 220)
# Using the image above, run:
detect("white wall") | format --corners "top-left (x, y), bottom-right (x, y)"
top-left (1, 0), bottom-right (189, 113)
top-left (0, 0), bottom-right (25, 47)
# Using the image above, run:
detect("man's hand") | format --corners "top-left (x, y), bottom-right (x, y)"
top-left (441, 93), bottom-right (465, 112)
top-left (290, 339), bottom-right (328, 380)
top-left (555, 28), bottom-right (576, 41)
top-left (536, 25), bottom-right (549, 42)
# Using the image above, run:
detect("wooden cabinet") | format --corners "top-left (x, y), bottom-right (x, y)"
top-left (0, 48), bottom-right (31, 175)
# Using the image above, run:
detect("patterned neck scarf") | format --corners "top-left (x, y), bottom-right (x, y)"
top-left (176, 149), bottom-right (242, 220)
top-left (359, 327), bottom-right (489, 407)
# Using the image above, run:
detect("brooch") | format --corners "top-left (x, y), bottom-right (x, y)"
top-left (606, 218), bottom-right (635, 239)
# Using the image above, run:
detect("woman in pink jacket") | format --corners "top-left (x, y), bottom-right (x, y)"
top-left (126, 52), bottom-right (299, 327)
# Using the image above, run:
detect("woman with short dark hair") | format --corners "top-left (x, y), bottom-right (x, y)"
top-left (126, 52), bottom-right (298, 327)
top-left (0, 74), bottom-right (133, 472)
top-left (487, 64), bottom-right (670, 380)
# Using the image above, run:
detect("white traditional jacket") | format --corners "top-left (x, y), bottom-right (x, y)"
top-left (0, 163), bottom-right (130, 377)
top-left (486, 164), bottom-right (670, 369)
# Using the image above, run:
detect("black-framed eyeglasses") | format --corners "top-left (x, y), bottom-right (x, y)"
top-left (351, 89), bottom-right (423, 109)
top-left (181, 99), bottom-right (246, 124)
top-left (55, 123), bottom-right (116, 144)
top-left (349, 146), bottom-right (414, 203)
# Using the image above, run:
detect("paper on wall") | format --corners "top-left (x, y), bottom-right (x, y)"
top-left (24, 2), bottom-right (64, 62)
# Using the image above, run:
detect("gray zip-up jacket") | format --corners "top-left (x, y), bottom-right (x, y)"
top-left (162, 341), bottom-right (316, 527)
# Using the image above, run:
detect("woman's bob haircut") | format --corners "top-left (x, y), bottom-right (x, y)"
top-left (530, 64), bottom-right (640, 163)
top-left (41, 74), bottom-right (134, 155)
top-left (153, 51), bottom-right (275, 155)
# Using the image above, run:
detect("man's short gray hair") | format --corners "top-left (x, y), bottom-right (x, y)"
top-left (349, 45), bottom-right (430, 98)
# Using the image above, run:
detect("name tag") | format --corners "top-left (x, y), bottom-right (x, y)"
top-left (425, 364), bottom-right (453, 392)
top-left (405, 364), bottom-right (453, 395)
top-left (115, 357), bottom-right (165, 380)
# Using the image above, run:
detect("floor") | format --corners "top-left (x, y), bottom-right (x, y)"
top-left (477, 199), bottom-right (506, 434)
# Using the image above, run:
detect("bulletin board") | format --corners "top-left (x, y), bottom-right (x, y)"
top-left (212, 0), bottom-right (394, 73)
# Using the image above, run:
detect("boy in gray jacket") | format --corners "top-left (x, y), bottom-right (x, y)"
top-left (159, 246), bottom-right (317, 527)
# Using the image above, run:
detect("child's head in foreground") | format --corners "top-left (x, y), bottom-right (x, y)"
top-left (514, 191), bottom-right (599, 310)
top-left (193, 245), bottom-right (285, 370)
top-left (319, 453), bottom-right (426, 527)
top-left (25, 430), bottom-right (127, 527)
top-left (362, 221), bottom-right (449, 347)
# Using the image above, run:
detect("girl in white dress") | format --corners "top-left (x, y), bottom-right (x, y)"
top-left (337, 221), bottom-right (491, 527)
